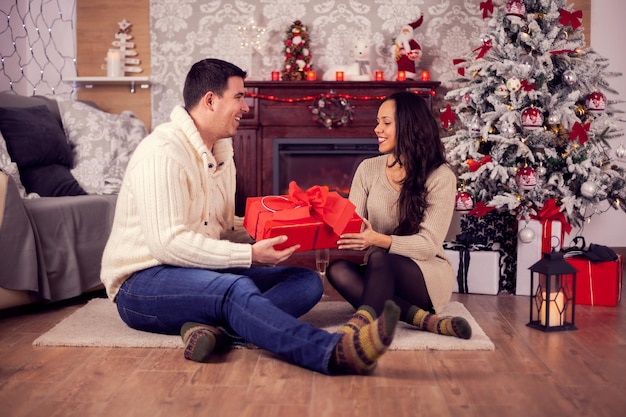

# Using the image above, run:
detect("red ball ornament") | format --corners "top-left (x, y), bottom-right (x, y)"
top-left (585, 91), bottom-right (607, 113)
top-left (516, 166), bottom-right (538, 190)
top-left (455, 191), bottom-right (474, 211)
top-left (521, 106), bottom-right (544, 130)
top-left (505, 0), bottom-right (526, 23)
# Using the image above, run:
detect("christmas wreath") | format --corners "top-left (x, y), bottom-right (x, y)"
top-left (309, 95), bottom-right (354, 129)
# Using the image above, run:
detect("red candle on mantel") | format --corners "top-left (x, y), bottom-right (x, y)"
top-left (271, 71), bottom-right (280, 81)
top-left (397, 70), bottom-right (406, 81)
top-left (335, 71), bottom-right (344, 81)
top-left (306, 70), bottom-right (317, 81)
top-left (375, 71), bottom-right (384, 81)
top-left (420, 70), bottom-right (431, 81)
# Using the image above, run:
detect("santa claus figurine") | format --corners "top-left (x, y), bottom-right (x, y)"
top-left (393, 14), bottom-right (424, 80)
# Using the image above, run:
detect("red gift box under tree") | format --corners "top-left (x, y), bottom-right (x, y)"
top-left (566, 255), bottom-right (623, 307)
top-left (243, 181), bottom-right (363, 252)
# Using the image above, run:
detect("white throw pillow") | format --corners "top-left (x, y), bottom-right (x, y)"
top-left (56, 97), bottom-right (147, 194)
top-left (0, 131), bottom-right (28, 198)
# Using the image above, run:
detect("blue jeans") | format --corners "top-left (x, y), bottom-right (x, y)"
top-left (115, 264), bottom-right (342, 374)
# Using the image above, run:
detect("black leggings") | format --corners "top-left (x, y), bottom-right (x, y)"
top-left (326, 248), bottom-right (433, 318)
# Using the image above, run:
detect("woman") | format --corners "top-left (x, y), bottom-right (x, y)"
top-left (326, 91), bottom-right (471, 339)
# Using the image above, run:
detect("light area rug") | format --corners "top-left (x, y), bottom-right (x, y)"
top-left (33, 298), bottom-right (494, 351)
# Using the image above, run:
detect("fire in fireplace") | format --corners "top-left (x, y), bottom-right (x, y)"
top-left (273, 138), bottom-right (381, 196)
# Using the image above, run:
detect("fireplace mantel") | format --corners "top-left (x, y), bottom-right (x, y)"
top-left (233, 80), bottom-right (440, 215)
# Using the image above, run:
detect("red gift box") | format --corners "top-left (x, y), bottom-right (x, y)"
top-left (566, 255), bottom-right (623, 306)
top-left (243, 181), bottom-right (363, 252)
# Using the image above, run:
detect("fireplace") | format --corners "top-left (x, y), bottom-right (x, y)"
top-left (272, 138), bottom-right (380, 196)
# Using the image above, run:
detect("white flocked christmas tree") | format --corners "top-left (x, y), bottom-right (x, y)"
top-left (443, 0), bottom-right (625, 229)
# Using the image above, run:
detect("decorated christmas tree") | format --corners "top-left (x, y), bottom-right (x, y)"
top-left (442, 0), bottom-right (625, 229)
top-left (281, 20), bottom-right (313, 81)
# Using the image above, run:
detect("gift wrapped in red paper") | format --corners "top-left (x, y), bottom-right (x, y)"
top-left (243, 181), bottom-right (363, 252)
top-left (566, 255), bottom-right (623, 306)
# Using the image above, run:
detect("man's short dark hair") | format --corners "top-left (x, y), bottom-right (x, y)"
top-left (183, 58), bottom-right (248, 110)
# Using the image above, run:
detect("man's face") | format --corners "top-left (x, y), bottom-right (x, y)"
top-left (211, 76), bottom-right (249, 139)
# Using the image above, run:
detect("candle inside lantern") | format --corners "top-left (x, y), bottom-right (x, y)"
top-left (107, 49), bottom-right (122, 77)
top-left (397, 70), bottom-right (406, 81)
top-left (540, 291), bottom-right (564, 327)
top-left (271, 71), bottom-right (280, 81)
top-left (335, 71), bottom-right (344, 81)
top-left (420, 70), bottom-right (431, 81)
top-left (375, 71), bottom-right (384, 81)
top-left (306, 70), bottom-right (317, 81)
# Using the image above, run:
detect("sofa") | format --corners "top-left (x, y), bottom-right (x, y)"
top-left (0, 92), bottom-right (147, 310)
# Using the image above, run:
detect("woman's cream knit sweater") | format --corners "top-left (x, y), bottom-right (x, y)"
top-left (350, 155), bottom-right (456, 313)
top-left (101, 106), bottom-right (253, 300)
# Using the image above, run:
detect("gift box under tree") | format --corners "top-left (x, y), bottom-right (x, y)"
top-left (443, 241), bottom-right (503, 295)
top-left (243, 181), bottom-right (362, 252)
top-left (459, 209), bottom-right (517, 294)
top-left (566, 252), bottom-right (623, 307)
top-left (515, 199), bottom-right (572, 296)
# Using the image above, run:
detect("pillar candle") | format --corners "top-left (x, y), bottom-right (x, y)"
top-left (306, 71), bottom-right (317, 81)
top-left (335, 71), bottom-right (344, 81)
top-left (375, 71), bottom-right (384, 81)
top-left (420, 70), bottom-right (431, 81)
top-left (397, 70), bottom-right (406, 81)
top-left (271, 71), bottom-right (280, 81)
top-left (540, 291), bottom-right (564, 327)
top-left (107, 49), bottom-right (122, 77)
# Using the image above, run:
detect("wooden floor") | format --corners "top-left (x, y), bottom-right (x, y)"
top-left (1, 284), bottom-right (625, 417)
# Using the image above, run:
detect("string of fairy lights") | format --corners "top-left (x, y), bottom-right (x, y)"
top-left (0, 0), bottom-right (76, 96)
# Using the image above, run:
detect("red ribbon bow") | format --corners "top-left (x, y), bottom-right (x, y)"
top-left (531, 198), bottom-right (572, 235)
top-left (569, 121), bottom-right (590, 145)
top-left (439, 104), bottom-right (456, 129)
top-left (480, 0), bottom-right (494, 19)
top-left (473, 39), bottom-right (492, 59)
top-left (468, 202), bottom-right (495, 217)
top-left (466, 155), bottom-right (492, 172)
top-left (559, 9), bottom-right (583, 30)
top-left (285, 181), bottom-right (355, 235)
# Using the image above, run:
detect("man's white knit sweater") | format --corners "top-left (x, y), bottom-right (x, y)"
top-left (101, 106), bottom-right (252, 300)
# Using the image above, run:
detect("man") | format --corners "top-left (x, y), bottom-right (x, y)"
top-left (101, 58), bottom-right (400, 375)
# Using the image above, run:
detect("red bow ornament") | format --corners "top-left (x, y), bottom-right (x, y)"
top-left (453, 58), bottom-right (467, 76)
top-left (521, 79), bottom-right (536, 92)
top-left (473, 39), bottom-right (492, 59)
top-left (480, 0), bottom-right (494, 19)
top-left (468, 202), bottom-right (495, 217)
top-left (569, 121), bottom-right (590, 145)
top-left (466, 155), bottom-right (492, 172)
top-left (559, 9), bottom-right (583, 30)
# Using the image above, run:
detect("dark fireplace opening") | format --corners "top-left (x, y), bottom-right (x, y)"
top-left (273, 138), bottom-right (381, 196)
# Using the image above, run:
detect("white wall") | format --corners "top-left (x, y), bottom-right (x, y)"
top-left (571, 2), bottom-right (626, 247)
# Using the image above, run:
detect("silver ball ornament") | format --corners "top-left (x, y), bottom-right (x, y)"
top-left (616, 143), bottom-right (626, 160)
top-left (580, 181), bottom-right (597, 198)
top-left (563, 70), bottom-right (577, 85)
top-left (518, 226), bottom-right (535, 243)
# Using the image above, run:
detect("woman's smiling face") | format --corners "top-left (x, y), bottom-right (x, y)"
top-left (374, 99), bottom-right (397, 154)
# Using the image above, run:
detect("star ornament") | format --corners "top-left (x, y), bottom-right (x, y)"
top-left (118, 18), bottom-right (132, 33)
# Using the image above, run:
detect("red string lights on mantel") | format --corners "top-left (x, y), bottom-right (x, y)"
top-left (245, 85), bottom-right (439, 129)
top-left (245, 89), bottom-right (435, 104)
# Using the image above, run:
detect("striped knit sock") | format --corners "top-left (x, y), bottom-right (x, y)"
top-left (406, 305), bottom-right (472, 340)
top-left (332, 300), bottom-right (400, 375)
top-left (336, 305), bottom-right (376, 335)
top-left (180, 322), bottom-right (225, 363)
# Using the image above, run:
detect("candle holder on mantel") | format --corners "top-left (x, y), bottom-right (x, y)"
top-left (527, 249), bottom-right (578, 332)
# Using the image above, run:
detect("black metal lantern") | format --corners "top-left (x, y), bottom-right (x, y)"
top-left (527, 250), bottom-right (577, 332)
